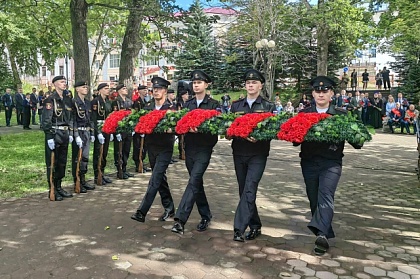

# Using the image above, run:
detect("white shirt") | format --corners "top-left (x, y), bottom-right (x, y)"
top-left (316, 107), bottom-right (328, 113)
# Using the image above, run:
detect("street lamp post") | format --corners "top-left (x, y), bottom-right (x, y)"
top-left (255, 39), bottom-right (276, 100)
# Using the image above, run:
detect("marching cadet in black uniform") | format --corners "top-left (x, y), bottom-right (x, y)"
top-left (171, 70), bottom-right (220, 234)
top-left (112, 84), bottom-right (134, 179)
top-left (42, 76), bottom-right (74, 201)
top-left (91, 83), bottom-right (113, 185)
top-left (230, 69), bottom-right (276, 242)
top-left (132, 85), bottom-right (151, 172)
top-left (131, 77), bottom-right (176, 223)
top-left (298, 76), bottom-right (362, 255)
top-left (71, 81), bottom-right (95, 193)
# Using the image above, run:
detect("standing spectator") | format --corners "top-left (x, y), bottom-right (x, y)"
top-left (405, 104), bottom-right (419, 134)
top-left (362, 93), bottom-right (371, 125)
top-left (350, 90), bottom-right (362, 120)
top-left (2, 88), bottom-right (14, 127)
top-left (382, 66), bottom-right (391, 90)
top-left (340, 72), bottom-right (349, 90)
top-left (22, 93), bottom-right (32, 130)
top-left (386, 95), bottom-right (396, 117)
top-left (370, 92), bottom-right (383, 129)
top-left (167, 88), bottom-right (176, 107)
top-left (362, 69), bottom-right (369, 90)
top-left (378, 92), bottom-right (386, 112)
top-left (46, 85), bottom-right (53, 96)
top-left (221, 93), bottom-right (231, 113)
top-left (350, 69), bottom-right (358, 91)
top-left (30, 87), bottom-right (38, 125)
top-left (375, 70), bottom-right (383, 90)
top-left (229, 69), bottom-right (276, 242)
top-left (37, 91), bottom-right (44, 129)
top-left (15, 87), bottom-right (24, 125)
top-left (396, 92), bottom-right (409, 111)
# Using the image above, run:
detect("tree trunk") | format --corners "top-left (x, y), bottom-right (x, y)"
top-left (316, 0), bottom-right (328, 76)
top-left (5, 43), bottom-right (22, 88)
top-left (70, 0), bottom-right (90, 86)
top-left (119, 0), bottom-right (143, 95)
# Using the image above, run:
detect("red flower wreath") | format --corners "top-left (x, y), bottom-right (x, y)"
top-left (102, 110), bottom-right (132, 134)
top-left (277, 112), bottom-right (330, 143)
top-left (226, 112), bottom-right (274, 138)
top-left (175, 109), bottom-right (220, 134)
top-left (135, 110), bottom-right (168, 134)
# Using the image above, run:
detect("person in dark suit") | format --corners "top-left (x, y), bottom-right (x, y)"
top-left (229, 69), bottom-right (276, 242)
top-left (396, 92), bottom-right (409, 111)
top-left (171, 70), bottom-right (220, 235)
top-left (22, 93), bottom-right (32, 130)
top-left (2, 88), bottom-right (14, 127)
top-left (296, 76), bottom-right (362, 256)
top-left (30, 87), bottom-right (38, 125)
top-left (131, 77), bottom-right (176, 223)
top-left (388, 102), bottom-right (406, 134)
top-left (15, 87), bottom-right (25, 125)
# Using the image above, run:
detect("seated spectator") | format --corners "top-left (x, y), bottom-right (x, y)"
top-left (284, 101), bottom-right (294, 113)
top-left (296, 103), bottom-right (305, 112)
top-left (404, 104), bottom-right (419, 134)
top-left (386, 95), bottom-right (396, 117)
top-left (275, 101), bottom-right (283, 112)
top-left (388, 102), bottom-right (406, 134)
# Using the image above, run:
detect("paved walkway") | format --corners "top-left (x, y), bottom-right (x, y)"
top-left (1, 133), bottom-right (420, 279)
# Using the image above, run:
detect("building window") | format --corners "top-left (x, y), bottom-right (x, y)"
top-left (95, 60), bottom-right (100, 69)
top-left (110, 76), bottom-right (115, 81)
top-left (109, 54), bottom-right (120, 68)
top-left (42, 67), bottom-right (47, 77)
top-left (146, 56), bottom-right (159, 66)
top-left (59, 66), bottom-right (64, 76)
top-left (51, 68), bottom-right (55, 76)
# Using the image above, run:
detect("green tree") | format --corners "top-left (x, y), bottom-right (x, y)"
top-left (175, 0), bottom-right (220, 82)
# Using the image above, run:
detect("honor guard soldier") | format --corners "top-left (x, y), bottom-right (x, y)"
top-left (171, 70), bottom-right (220, 234)
top-left (42, 76), bottom-right (74, 201)
top-left (91, 83), bottom-right (113, 185)
top-left (71, 81), bottom-right (95, 193)
top-left (132, 85), bottom-right (151, 172)
top-left (131, 77), bottom-right (176, 223)
top-left (112, 84), bottom-right (134, 179)
top-left (297, 76), bottom-right (362, 255)
top-left (229, 69), bottom-right (276, 242)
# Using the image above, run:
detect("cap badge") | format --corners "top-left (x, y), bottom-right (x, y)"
top-left (319, 82), bottom-right (323, 86)
top-left (194, 73), bottom-right (199, 78)
top-left (249, 73), bottom-right (254, 78)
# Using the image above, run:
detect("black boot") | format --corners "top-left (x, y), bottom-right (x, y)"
top-left (48, 182), bottom-right (63, 201)
top-left (56, 180), bottom-right (73, 198)
top-left (81, 174), bottom-right (95, 190)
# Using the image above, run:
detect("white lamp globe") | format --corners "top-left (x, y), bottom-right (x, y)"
top-left (267, 40), bottom-right (276, 48)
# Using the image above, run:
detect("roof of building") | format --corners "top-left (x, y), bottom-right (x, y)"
top-left (203, 7), bottom-right (237, 15)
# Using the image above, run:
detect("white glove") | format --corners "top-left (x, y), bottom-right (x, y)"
top-left (91, 136), bottom-right (95, 143)
top-left (69, 135), bottom-right (74, 143)
top-left (116, 134), bottom-right (122, 142)
top-left (110, 134), bottom-right (114, 142)
top-left (98, 133), bottom-right (105, 145)
top-left (140, 134), bottom-right (145, 138)
top-left (47, 139), bottom-right (55, 150)
top-left (132, 131), bottom-right (135, 136)
top-left (76, 136), bottom-right (83, 148)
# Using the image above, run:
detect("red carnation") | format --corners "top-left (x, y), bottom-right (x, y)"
top-left (277, 112), bottom-right (330, 143)
top-left (226, 113), bottom-right (274, 138)
top-left (135, 110), bottom-right (168, 134)
top-left (102, 110), bottom-right (132, 134)
top-left (175, 109), bottom-right (220, 134)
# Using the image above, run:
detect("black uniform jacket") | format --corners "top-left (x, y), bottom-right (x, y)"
top-left (230, 95), bottom-right (276, 156)
top-left (184, 94), bottom-right (220, 147)
top-left (91, 95), bottom-right (113, 134)
top-left (143, 99), bottom-right (175, 147)
top-left (299, 104), bottom-right (357, 161)
top-left (72, 96), bottom-right (94, 138)
top-left (42, 91), bottom-right (74, 141)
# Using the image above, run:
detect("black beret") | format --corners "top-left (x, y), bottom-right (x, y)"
top-left (167, 89), bottom-right (175, 94)
top-left (180, 89), bottom-right (188, 96)
top-left (151, 77), bottom-right (171, 88)
top-left (115, 84), bottom-right (126, 91)
top-left (310, 76), bottom-right (337, 91)
top-left (52, 76), bottom-right (66, 83)
top-left (97, 83), bottom-right (108, 91)
top-left (191, 70), bottom-right (212, 83)
top-left (138, 85), bottom-right (147, 90)
top-left (74, 81), bottom-right (87, 88)
top-left (244, 69), bottom-right (265, 83)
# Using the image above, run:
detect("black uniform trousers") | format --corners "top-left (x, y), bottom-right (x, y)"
top-left (113, 132), bottom-right (132, 172)
top-left (16, 107), bottom-right (23, 125)
top-left (175, 146), bottom-right (213, 224)
top-left (71, 130), bottom-right (90, 180)
top-left (4, 107), bottom-right (12, 126)
top-left (92, 132), bottom-right (111, 179)
top-left (138, 145), bottom-right (174, 215)
top-left (132, 133), bottom-right (147, 167)
top-left (300, 157), bottom-right (342, 239)
top-left (233, 154), bottom-right (267, 233)
top-left (22, 107), bottom-right (31, 128)
top-left (45, 130), bottom-right (70, 183)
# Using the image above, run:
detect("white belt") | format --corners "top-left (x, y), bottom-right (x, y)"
top-left (77, 127), bottom-right (91, 131)
top-left (52, 126), bottom-right (69, 130)
top-left (97, 120), bottom-right (105, 124)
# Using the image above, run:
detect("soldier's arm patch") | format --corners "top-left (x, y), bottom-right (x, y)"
top-left (45, 103), bottom-right (52, 110)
